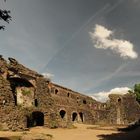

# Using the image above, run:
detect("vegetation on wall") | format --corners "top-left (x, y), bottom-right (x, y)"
top-left (22, 89), bottom-right (31, 96)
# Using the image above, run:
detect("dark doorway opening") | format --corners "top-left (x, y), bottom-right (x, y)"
top-left (79, 112), bottom-right (84, 122)
top-left (72, 112), bottom-right (77, 121)
top-left (60, 110), bottom-right (66, 119)
top-left (32, 111), bottom-right (44, 126)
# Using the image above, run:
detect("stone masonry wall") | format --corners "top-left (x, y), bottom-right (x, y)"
top-left (0, 56), bottom-right (140, 131)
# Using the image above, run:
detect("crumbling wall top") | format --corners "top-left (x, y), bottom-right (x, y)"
top-left (8, 57), bottom-right (43, 78)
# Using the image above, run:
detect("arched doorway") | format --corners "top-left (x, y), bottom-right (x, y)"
top-left (60, 110), bottom-right (66, 119)
top-left (72, 112), bottom-right (77, 122)
top-left (79, 112), bottom-right (84, 122)
top-left (32, 111), bottom-right (44, 126)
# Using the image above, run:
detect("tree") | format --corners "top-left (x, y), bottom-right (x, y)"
top-left (0, 0), bottom-right (11, 30)
top-left (134, 84), bottom-right (140, 103)
top-left (128, 83), bottom-right (140, 103)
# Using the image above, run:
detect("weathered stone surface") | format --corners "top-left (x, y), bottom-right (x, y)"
top-left (0, 56), bottom-right (140, 131)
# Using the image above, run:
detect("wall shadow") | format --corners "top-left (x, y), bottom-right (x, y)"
top-left (98, 125), bottom-right (140, 140)
top-left (0, 138), bottom-right (10, 140)
top-left (0, 136), bottom-right (21, 140)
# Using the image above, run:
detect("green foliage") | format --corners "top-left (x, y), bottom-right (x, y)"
top-left (22, 89), bottom-right (31, 96)
top-left (134, 84), bottom-right (140, 102)
top-left (132, 83), bottom-right (140, 103)
top-left (134, 84), bottom-right (140, 92)
top-left (128, 90), bottom-right (133, 94)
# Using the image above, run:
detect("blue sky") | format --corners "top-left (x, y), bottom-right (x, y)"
top-left (0, 0), bottom-right (140, 97)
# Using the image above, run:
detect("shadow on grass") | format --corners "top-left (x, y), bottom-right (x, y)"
top-left (98, 123), bottom-right (140, 140)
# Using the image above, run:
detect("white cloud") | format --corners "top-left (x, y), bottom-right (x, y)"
top-left (89, 24), bottom-right (138, 59)
top-left (91, 87), bottom-right (130, 102)
top-left (42, 72), bottom-right (54, 81)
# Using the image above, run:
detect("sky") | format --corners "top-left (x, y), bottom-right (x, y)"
top-left (0, 0), bottom-right (140, 101)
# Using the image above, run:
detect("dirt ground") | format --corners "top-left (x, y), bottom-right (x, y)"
top-left (0, 124), bottom-right (140, 140)
top-left (0, 124), bottom-right (119, 140)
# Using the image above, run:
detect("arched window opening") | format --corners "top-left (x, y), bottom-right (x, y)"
top-left (83, 99), bottom-right (87, 104)
top-left (60, 110), bottom-right (66, 119)
top-left (118, 98), bottom-right (121, 103)
top-left (55, 89), bottom-right (58, 94)
top-left (67, 92), bottom-right (70, 97)
top-left (72, 112), bottom-right (77, 122)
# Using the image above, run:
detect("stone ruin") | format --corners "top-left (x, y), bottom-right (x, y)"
top-left (0, 55), bottom-right (140, 131)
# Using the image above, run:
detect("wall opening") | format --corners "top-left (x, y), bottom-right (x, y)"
top-left (35, 99), bottom-right (38, 107)
top-left (13, 94), bottom-right (17, 106)
top-left (55, 89), bottom-right (58, 94)
top-left (9, 77), bottom-right (34, 106)
top-left (67, 93), bottom-right (70, 97)
top-left (79, 112), bottom-right (84, 122)
top-left (60, 110), bottom-right (66, 119)
top-left (118, 98), bottom-right (121, 103)
top-left (83, 99), bottom-right (87, 104)
top-left (32, 111), bottom-right (44, 126)
top-left (72, 112), bottom-right (77, 122)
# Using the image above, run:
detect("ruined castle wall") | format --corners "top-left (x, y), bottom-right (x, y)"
top-left (49, 84), bottom-right (97, 125)
top-left (35, 77), bottom-right (53, 107)
top-left (102, 94), bottom-right (140, 125)
top-left (8, 58), bottom-right (42, 78)
top-left (121, 94), bottom-right (140, 124)
top-left (1, 56), bottom-right (140, 130)
top-left (0, 75), bottom-right (14, 106)
top-left (52, 83), bottom-right (96, 106)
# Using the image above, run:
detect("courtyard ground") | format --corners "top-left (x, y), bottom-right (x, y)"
top-left (0, 123), bottom-right (139, 140)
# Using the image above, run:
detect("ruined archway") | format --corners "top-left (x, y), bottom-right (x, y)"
top-left (9, 77), bottom-right (34, 106)
top-left (79, 112), bottom-right (84, 122)
top-left (60, 110), bottom-right (66, 119)
top-left (72, 112), bottom-right (78, 122)
top-left (32, 111), bottom-right (44, 126)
